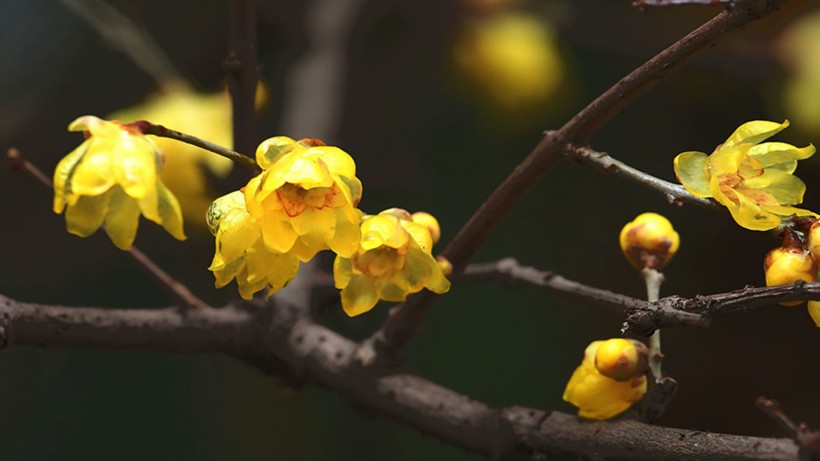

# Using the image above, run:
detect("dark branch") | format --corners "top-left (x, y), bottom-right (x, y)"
top-left (373, 0), bottom-right (790, 357)
top-left (0, 293), bottom-right (800, 461)
top-left (225, 0), bottom-right (259, 157)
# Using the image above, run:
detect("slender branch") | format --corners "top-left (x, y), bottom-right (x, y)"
top-left (133, 121), bottom-right (261, 172)
top-left (59, 0), bottom-right (185, 91)
top-left (7, 147), bottom-right (210, 310)
top-left (757, 396), bottom-right (820, 455)
top-left (372, 0), bottom-right (790, 357)
top-left (0, 293), bottom-right (800, 461)
top-left (624, 281), bottom-right (820, 335)
top-left (564, 143), bottom-right (721, 211)
top-left (643, 269), bottom-right (665, 380)
top-left (225, 0), bottom-right (259, 157)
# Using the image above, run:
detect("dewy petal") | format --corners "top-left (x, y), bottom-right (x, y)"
top-left (104, 186), bottom-right (142, 250)
top-left (747, 142), bottom-right (815, 167)
top-left (65, 193), bottom-right (111, 238)
top-left (341, 275), bottom-right (379, 317)
top-left (673, 151), bottom-right (711, 197)
top-left (724, 120), bottom-right (789, 148)
top-left (53, 142), bottom-right (89, 213)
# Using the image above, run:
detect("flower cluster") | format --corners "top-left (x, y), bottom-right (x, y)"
top-left (674, 120), bottom-right (816, 231)
top-left (334, 209), bottom-right (451, 317)
top-left (563, 338), bottom-right (648, 420)
top-left (53, 115), bottom-right (185, 250)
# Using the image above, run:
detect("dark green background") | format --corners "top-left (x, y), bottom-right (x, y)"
top-left (1, 0), bottom-right (819, 459)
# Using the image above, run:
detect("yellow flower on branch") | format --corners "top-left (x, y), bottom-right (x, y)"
top-left (333, 209), bottom-right (451, 317)
top-left (207, 191), bottom-right (299, 300)
top-left (244, 136), bottom-right (363, 262)
top-left (53, 115), bottom-right (185, 250)
top-left (674, 120), bottom-right (817, 231)
top-left (109, 86), bottom-right (234, 225)
top-left (563, 339), bottom-right (647, 420)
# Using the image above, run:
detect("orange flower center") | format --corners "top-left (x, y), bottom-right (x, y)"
top-left (276, 182), bottom-right (348, 217)
top-left (353, 247), bottom-right (407, 277)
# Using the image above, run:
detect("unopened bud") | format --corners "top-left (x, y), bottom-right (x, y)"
top-left (412, 212), bottom-right (441, 244)
top-left (436, 255), bottom-right (453, 277)
top-left (808, 301), bottom-right (820, 327)
top-left (619, 212), bottom-right (680, 270)
top-left (764, 246), bottom-right (816, 306)
top-left (807, 219), bottom-right (820, 266)
top-left (594, 338), bottom-right (649, 382)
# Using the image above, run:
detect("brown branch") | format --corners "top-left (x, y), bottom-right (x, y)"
top-left (0, 293), bottom-right (800, 461)
top-left (134, 121), bottom-right (261, 172)
top-left (757, 396), bottom-right (820, 457)
top-left (624, 281), bottom-right (820, 335)
top-left (372, 0), bottom-right (790, 357)
top-left (225, 0), bottom-right (259, 157)
top-left (564, 143), bottom-right (721, 211)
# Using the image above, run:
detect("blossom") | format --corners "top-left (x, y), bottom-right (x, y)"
top-left (619, 212), bottom-right (679, 270)
top-left (244, 136), bottom-right (363, 262)
top-left (674, 120), bottom-right (817, 231)
top-left (333, 209), bottom-right (451, 317)
top-left (53, 115), bottom-right (185, 250)
top-left (207, 191), bottom-right (299, 300)
top-left (563, 339), bottom-right (647, 420)
top-left (108, 85), bottom-right (233, 225)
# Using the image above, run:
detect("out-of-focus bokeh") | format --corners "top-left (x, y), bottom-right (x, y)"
top-left (1, 0), bottom-right (819, 459)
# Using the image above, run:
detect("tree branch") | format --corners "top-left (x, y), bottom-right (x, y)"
top-left (225, 0), bottom-right (259, 157)
top-left (372, 0), bottom-right (790, 358)
top-left (0, 293), bottom-right (800, 461)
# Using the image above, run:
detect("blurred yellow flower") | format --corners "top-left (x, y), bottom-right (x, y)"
top-left (454, 12), bottom-right (564, 111)
top-left (207, 191), bottom-right (299, 300)
top-left (108, 86), bottom-right (233, 225)
top-left (333, 209), bottom-right (451, 317)
top-left (244, 136), bottom-right (363, 262)
top-left (779, 10), bottom-right (820, 135)
top-left (53, 115), bottom-right (185, 250)
top-left (563, 340), bottom-right (647, 420)
top-left (674, 120), bottom-right (817, 231)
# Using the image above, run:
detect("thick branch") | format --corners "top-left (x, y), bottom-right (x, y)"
top-left (374, 0), bottom-right (789, 356)
top-left (0, 293), bottom-right (799, 460)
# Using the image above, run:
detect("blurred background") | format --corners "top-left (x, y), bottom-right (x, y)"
top-left (1, 0), bottom-right (819, 459)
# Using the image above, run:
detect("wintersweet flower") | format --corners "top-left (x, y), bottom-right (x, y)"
top-left (674, 120), bottom-right (817, 231)
top-left (207, 191), bottom-right (299, 300)
top-left (619, 212), bottom-right (679, 270)
top-left (53, 115), bottom-right (185, 250)
top-left (764, 245), bottom-right (816, 307)
top-left (563, 339), bottom-right (647, 420)
top-left (244, 136), bottom-right (363, 262)
top-left (333, 209), bottom-right (451, 317)
top-left (109, 86), bottom-right (233, 224)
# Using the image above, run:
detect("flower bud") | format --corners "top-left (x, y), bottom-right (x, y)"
top-left (412, 212), bottom-right (442, 244)
top-left (764, 246), bottom-right (816, 306)
top-left (808, 301), bottom-right (820, 327)
top-left (594, 338), bottom-right (649, 381)
top-left (807, 219), bottom-right (820, 266)
top-left (619, 212), bottom-right (680, 270)
top-left (436, 255), bottom-right (453, 277)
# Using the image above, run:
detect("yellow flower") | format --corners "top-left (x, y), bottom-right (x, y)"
top-left (563, 340), bottom-right (648, 420)
top-left (244, 136), bottom-right (363, 262)
top-left (674, 120), bottom-right (817, 231)
top-left (619, 212), bottom-right (680, 270)
top-left (207, 191), bottom-right (299, 300)
top-left (53, 115), bottom-right (185, 250)
top-left (333, 209), bottom-right (451, 317)
top-left (763, 245), bottom-right (816, 307)
top-left (108, 86), bottom-right (233, 225)
top-left (454, 12), bottom-right (564, 112)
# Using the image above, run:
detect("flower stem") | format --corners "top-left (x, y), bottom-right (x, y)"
top-left (642, 268), bottom-right (665, 380)
top-left (6, 148), bottom-right (210, 310)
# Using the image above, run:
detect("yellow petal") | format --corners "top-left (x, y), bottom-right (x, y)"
top-left (256, 136), bottom-right (298, 170)
top-left (724, 120), bottom-right (789, 148)
top-left (65, 193), bottom-right (110, 238)
top-left (341, 276), bottom-right (379, 317)
top-left (104, 186), bottom-right (142, 250)
top-left (328, 208), bottom-right (363, 258)
top-left (673, 151), bottom-right (711, 197)
top-left (808, 301), bottom-right (820, 327)
top-left (154, 181), bottom-right (186, 241)
top-left (333, 256), bottom-right (353, 289)
top-left (70, 146), bottom-right (115, 196)
top-left (729, 190), bottom-right (781, 231)
top-left (741, 170), bottom-right (806, 206)
top-left (759, 204), bottom-right (818, 218)
top-left (53, 142), bottom-right (89, 213)
top-left (747, 142), bottom-right (815, 167)
top-left (259, 213), bottom-right (299, 253)
top-left (113, 136), bottom-right (158, 199)
top-left (312, 146), bottom-right (357, 180)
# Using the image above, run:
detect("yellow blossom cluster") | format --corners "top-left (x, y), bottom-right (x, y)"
top-left (765, 223), bottom-right (820, 326)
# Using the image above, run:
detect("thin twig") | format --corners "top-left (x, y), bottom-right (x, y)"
top-left (0, 293), bottom-right (801, 461)
top-left (371, 0), bottom-right (790, 358)
top-left (757, 396), bottom-right (820, 455)
top-left (59, 0), bottom-right (185, 92)
top-left (133, 121), bottom-right (261, 172)
top-left (6, 148), bottom-right (210, 310)
top-left (642, 268), bottom-right (665, 380)
top-left (225, 0), bottom-right (259, 157)
top-left (564, 143), bottom-right (721, 211)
